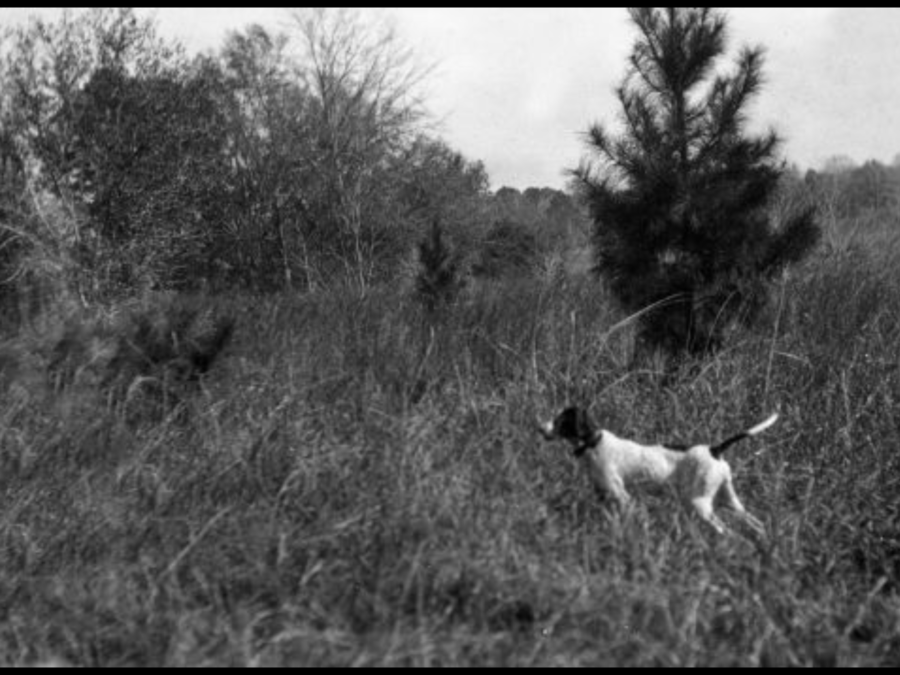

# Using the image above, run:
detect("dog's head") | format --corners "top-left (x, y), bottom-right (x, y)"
top-left (538, 406), bottom-right (597, 448)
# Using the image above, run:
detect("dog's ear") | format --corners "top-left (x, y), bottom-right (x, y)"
top-left (574, 407), bottom-right (595, 441)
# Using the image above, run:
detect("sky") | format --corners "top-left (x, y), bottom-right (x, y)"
top-left (2, 8), bottom-right (899, 191)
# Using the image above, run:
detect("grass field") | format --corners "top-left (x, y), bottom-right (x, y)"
top-left (1, 216), bottom-right (899, 666)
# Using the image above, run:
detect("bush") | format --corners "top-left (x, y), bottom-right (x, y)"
top-left (473, 219), bottom-right (540, 279)
top-left (41, 294), bottom-right (234, 417)
top-left (414, 219), bottom-right (464, 315)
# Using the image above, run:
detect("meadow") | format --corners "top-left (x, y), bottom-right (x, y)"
top-left (1, 213), bottom-right (899, 666)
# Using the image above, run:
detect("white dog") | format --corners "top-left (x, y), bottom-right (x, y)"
top-left (538, 406), bottom-right (778, 536)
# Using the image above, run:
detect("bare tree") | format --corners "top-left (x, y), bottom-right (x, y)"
top-left (219, 25), bottom-right (313, 290)
top-left (288, 8), bottom-right (432, 292)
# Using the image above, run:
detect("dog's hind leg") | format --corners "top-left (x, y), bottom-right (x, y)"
top-left (719, 477), bottom-right (766, 537)
top-left (690, 496), bottom-right (729, 535)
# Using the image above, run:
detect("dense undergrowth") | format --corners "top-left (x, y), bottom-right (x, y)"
top-left (1, 220), bottom-right (899, 666)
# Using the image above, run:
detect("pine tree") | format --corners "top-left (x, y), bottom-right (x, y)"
top-left (572, 7), bottom-right (819, 357)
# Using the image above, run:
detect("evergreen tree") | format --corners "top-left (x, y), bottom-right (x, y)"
top-left (415, 218), bottom-right (462, 315)
top-left (572, 7), bottom-right (819, 356)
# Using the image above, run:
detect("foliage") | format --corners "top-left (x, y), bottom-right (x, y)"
top-left (806, 158), bottom-right (900, 221)
top-left (21, 292), bottom-right (234, 424)
top-left (67, 61), bottom-right (233, 293)
top-left (572, 7), bottom-right (820, 357)
top-left (0, 8), bottom-right (225, 301)
top-left (285, 8), bottom-right (433, 292)
top-left (414, 218), bottom-right (464, 315)
top-left (0, 125), bottom-right (28, 327)
top-left (0, 9), bottom-right (490, 306)
top-left (397, 135), bottom-right (491, 262)
top-left (216, 25), bottom-right (313, 291)
top-left (482, 187), bottom-right (591, 279)
top-left (473, 218), bottom-right (540, 279)
top-left (2, 8), bottom-right (184, 197)
top-left (1, 216), bottom-right (900, 665)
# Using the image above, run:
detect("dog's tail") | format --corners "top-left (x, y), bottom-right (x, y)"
top-left (710, 413), bottom-right (778, 458)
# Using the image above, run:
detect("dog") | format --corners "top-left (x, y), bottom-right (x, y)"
top-left (538, 406), bottom-right (778, 536)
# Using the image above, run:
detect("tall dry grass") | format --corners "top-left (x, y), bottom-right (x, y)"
top-left (1, 215), bottom-right (899, 666)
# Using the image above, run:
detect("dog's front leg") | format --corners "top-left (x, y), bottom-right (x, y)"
top-left (598, 472), bottom-right (631, 512)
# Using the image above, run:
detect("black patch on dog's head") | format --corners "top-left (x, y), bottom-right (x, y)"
top-left (551, 406), bottom-right (596, 444)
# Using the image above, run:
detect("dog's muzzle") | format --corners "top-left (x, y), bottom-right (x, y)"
top-left (537, 419), bottom-right (557, 441)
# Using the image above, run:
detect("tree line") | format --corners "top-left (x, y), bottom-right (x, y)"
top-left (804, 157), bottom-right (900, 222)
top-left (0, 8), bottom-right (588, 327)
top-left (1, 7), bottom-right (835, 360)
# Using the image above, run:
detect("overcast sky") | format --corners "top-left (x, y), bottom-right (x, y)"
top-left (2, 8), bottom-right (899, 191)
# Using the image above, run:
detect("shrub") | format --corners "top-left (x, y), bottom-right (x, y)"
top-left (415, 219), bottom-right (464, 315)
top-left (43, 294), bottom-right (234, 417)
